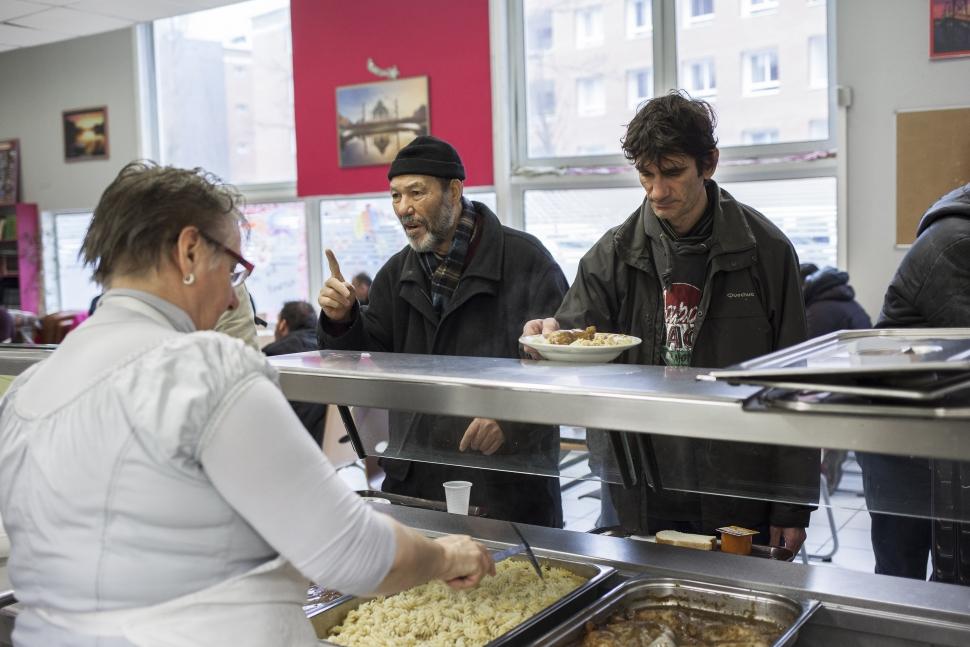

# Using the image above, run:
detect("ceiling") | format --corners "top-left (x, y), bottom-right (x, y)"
top-left (0, 0), bottom-right (244, 51)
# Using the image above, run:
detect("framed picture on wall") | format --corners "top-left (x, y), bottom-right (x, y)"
top-left (931, 0), bottom-right (970, 59)
top-left (335, 76), bottom-right (429, 168)
top-left (63, 106), bottom-right (109, 162)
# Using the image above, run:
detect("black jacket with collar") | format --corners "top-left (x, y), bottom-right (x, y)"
top-left (317, 201), bottom-right (569, 526)
top-left (875, 183), bottom-right (970, 585)
top-left (556, 181), bottom-right (817, 533)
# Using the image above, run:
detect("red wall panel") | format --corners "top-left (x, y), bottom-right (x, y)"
top-left (291, 0), bottom-right (493, 196)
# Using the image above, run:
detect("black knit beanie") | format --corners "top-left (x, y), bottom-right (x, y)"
top-left (387, 135), bottom-right (466, 181)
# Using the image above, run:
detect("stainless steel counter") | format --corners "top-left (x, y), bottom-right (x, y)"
top-left (379, 505), bottom-right (970, 647)
top-left (270, 350), bottom-right (970, 461)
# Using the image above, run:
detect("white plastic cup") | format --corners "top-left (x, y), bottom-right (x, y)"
top-left (443, 480), bottom-right (472, 515)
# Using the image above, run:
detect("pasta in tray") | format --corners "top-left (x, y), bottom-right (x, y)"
top-left (326, 560), bottom-right (586, 647)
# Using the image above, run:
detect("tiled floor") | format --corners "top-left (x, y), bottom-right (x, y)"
top-left (557, 453), bottom-right (888, 575)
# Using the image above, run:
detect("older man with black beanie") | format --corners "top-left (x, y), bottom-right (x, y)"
top-left (315, 135), bottom-right (568, 527)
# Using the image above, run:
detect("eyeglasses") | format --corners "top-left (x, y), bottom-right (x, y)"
top-left (199, 231), bottom-right (255, 287)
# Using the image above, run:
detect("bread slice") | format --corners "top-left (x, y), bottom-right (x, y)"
top-left (655, 529), bottom-right (716, 551)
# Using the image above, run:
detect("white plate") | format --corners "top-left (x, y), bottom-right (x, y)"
top-left (520, 333), bottom-right (642, 363)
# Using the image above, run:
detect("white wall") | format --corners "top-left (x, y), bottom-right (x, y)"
top-left (0, 28), bottom-right (139, 212)
top-left (838, 0), bottom-right (970, 319)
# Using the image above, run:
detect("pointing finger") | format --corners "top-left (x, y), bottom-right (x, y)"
top-left (325, 248), bottom-right (345, 282)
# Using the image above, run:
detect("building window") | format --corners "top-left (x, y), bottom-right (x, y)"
top-left (626, 68), bottom-right (653, 110)
top-left (532, 79), bottom-right (556, 116)
top-left (576, 76), bottom-right (606, 116)
top-left (575, 5), bottom-right (604, 48)
top-left (743, 48), bottom-right (780, 94)
top-left (741, 128), bottom-right (780, 145)
top-left (528, 9), bottom-right (553, 51)
top-left (685, 0), bottom-right (714, 25)
top-left (153, 0), bottom-right (294, 185)
top-left (742, 0), bottom-right (778, 15)
top-left (809, 118), bottom-right (828, 140)
top-left (683, 58), bottom-right (716, 98)
top-left (627, 0), bottom-right (652, 39)
top-left (808, 35), bottom-right (828, 88)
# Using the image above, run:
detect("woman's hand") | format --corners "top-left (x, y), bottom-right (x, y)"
top-left (434, 534), bottom-right (496, 590)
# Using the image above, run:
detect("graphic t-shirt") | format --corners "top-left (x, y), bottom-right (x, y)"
top-left (663, 282), bottom-right (702, 366)
top-left (656, 182), bottom-right (716, 367)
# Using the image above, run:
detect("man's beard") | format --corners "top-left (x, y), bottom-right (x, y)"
top-left (404, 200), bottom-right (457, 253)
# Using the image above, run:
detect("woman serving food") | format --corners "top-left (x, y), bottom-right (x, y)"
top-left (0, 162), bottom-right (493, 647)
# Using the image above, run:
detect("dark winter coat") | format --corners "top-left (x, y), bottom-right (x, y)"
top-left (556, 181), bottom-right (818, 534)
top-left (263, 327), bottom-right (326, 446)
top-left (877, 183), bottom-right (970, 585)
top-left (317, 202), bottom-right (568, 527)
top-left (802, 267), bottom-right (872, 337)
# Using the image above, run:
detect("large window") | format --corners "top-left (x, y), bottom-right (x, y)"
top-left (42, 212), bottom-right (98, 313)
top-left (521, 0), bottom-right (654, 159)
top-left (241, 202), bottom-right (309, 324)
top-left (524, 177), bottom-right (837, 284)
top-left (675, 0), bottom-right (829, 148)
top-left (153, 0), bottom-right (295, 186)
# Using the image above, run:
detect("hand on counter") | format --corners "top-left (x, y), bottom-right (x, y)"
top-left (434, 534), bottom-right (496, 589)
top-left (769, 526), bottom-right (807, 554)
top-left (459, 418), bottom-right (505, 455)
top-left (521, 317), bottom-right (560, 359)
top-left (318, 249), bottom-right (357, 322)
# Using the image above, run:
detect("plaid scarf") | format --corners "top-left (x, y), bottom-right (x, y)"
top-left (419, 198), bottom-right (478, 313)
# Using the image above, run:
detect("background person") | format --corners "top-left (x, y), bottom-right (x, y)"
top-left (524, 92), bottom-right (817, 552)
top-left (351, 272), bottom-right (372, 306)
top-left (859, 182), bottom-right (970, 583)
top-left (0, 162), bottom-right (493, 647)
top-left (799, 263), bottom-right (872, 494)
top-left (317, 136), bottom-right (567, 527)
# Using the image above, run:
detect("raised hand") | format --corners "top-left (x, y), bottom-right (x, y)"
top-left (317, 249), bottom-right (357, 322)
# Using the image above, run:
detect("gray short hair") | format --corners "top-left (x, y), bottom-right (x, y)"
top-left (81, 161), bottom-right (245, 285)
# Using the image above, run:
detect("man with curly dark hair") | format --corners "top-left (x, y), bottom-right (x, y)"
top-left (524, 91), bottom-right (818, 552)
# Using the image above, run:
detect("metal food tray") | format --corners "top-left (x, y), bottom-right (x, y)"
top-left (735, 371), bottom-right (970, 401)
top-left (534, 577), bottom-right (819, 647)
top-left (752, 389), bottom-right (970, 419)
top-left (706, 328), bottom-right (970, 380)
top-left (309, 553), bottom-right (614, 646)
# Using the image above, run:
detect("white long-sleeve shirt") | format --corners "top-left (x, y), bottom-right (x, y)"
top-left (0, 290), bottom-right (396, 646)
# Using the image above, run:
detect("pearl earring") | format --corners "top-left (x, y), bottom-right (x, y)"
top-left (183, 273), bottom-right (196, 285)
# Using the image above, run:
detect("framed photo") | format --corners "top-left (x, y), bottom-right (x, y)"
top-left (335, 76), bottom-right (429, 168)
top-left (931, 0), bottom-right (970, 59)
top-left (0, 139), bottom-right (20, 206)
top-left (63, 106), bottom-right (109, 161)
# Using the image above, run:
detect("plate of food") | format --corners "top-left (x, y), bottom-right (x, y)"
top-left (520, 326), bottom-right (642, 363)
